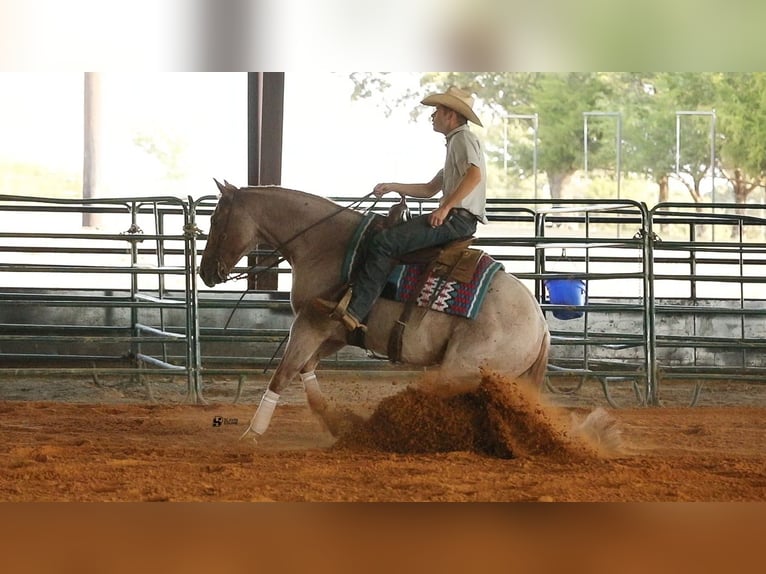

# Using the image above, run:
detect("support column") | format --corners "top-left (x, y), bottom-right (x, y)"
top-left (247, 72), bottom-right (284, 290)
top-left (82, 72), bottom-right (102, 227)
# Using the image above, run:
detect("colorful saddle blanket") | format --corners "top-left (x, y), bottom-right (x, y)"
top-left (385, 254), bottom-right (502, 320)
top-left (341, 214), bottom-right (504, 320)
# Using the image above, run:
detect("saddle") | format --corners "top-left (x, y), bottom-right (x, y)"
top-left (384, 195), bottom-right (483, 283)
top-left (397, 237), bottom-right (481, 283)
top-left (387, 237), bottom-right (485, 363)
top-left (348, 198), bottom-right (487, 361)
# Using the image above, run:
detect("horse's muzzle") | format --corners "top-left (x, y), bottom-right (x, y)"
top-left (199, 258), bottom-right (227, 287)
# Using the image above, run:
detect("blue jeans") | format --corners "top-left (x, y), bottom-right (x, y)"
top-left (347, 209), bottom-right (478, 321)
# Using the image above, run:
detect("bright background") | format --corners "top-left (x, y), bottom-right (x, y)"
top-left (0, 72), bottom-right (448, 200)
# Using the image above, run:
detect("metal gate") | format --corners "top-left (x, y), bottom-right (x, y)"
top-left (2, 193), bottom-right (764, 405)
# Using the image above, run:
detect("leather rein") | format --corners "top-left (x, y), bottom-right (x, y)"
top-left (213, 190), bottom-right (380, 333)
top-left (220, 190), bottom-right (379, 284)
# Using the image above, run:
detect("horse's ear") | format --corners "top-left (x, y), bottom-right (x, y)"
top-left (223, 179), bottom-right (238, 191)
top-left (213, 179), bottom-right (227, 194)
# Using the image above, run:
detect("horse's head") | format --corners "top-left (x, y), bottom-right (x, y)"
top-left (199, 180), bottom-right (258, 288)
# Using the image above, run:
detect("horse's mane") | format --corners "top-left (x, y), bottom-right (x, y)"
top-left (238, 185), bottom-right (365, 228)
top-left (240, 185), bottom-right (346, 209)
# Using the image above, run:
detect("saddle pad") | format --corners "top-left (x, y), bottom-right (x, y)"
top-left (341, 214), bottom-right (503, 320)
top-left (386, 253), bottom-right (504, 320)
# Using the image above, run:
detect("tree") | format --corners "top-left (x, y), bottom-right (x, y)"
top-left (419, 73), bottom-right (620, 204)
top-left (716, 73), bottom-right (766, 205)
top-left (659, 73), bottom-right (721, 203)
top-left (528, 73), bottom-right (614, 205)
top-left (348, 72), bottom-right (766, 206)
top-left (612, 72), bottom-right (675, 203)
top-left (614, 72), bottom-right (720, 205)
top-left (351, 72), bottom-right (617, 203)
top-left (133, 131), bottom-right (185, 182)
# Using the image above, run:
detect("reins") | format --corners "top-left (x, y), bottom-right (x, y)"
top-left (218, 190), bottom-right (380, 334)
top-left (223, 190), bottom-right (378, 284)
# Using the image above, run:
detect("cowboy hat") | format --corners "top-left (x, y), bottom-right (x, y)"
top-left (421, 86), bottom-right (483, 127)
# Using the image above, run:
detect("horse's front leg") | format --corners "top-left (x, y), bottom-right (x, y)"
top-left (241, 315), bottom-right (340, 440)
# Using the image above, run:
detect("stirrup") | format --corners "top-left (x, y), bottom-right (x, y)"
top-left (313, 289), bottom-right (367, 332)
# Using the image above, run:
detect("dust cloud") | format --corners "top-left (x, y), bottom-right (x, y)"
top-left (329, 370), bottom-right (617, 459)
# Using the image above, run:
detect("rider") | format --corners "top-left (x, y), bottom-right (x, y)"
top-left (315, 86), bottom-right (488, 331)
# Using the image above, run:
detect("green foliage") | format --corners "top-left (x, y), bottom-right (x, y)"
top-left (582, 173), bottom-right (688, 206)
top-left (133, 132), bottom-right (185, 181)
top-left (0, 160), bottom-right (82, 199)
top-left (348, 72), bottom-right (766, 205)
top-left (717, 73), bottom-right (766, 175)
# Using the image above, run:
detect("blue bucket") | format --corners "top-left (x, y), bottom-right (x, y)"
top-left (545, 279), bottom-right (586, 320)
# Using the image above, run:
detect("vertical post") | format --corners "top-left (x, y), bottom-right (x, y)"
top-left (675, 110), bottom-right (716, 196)
top-left (642, 204), bottom-right (658, 405)
top-left (186, 197), bottom-right (203, 402)
top-left (710, 110), bottom-right (717, 204)
top-left (675, 113), bottom-right (681, 175)
top-left (616, 114), bottom-right (622, 201)
top-left (532, 114), bottom-right (539, 202)
top-left (675, 110), bottom-right (717, 239)
top-left (584, 112), bottom-right (623, 235)
top-left (128, 200), bottom-right (140, 384)
top-left (505, 113), bottom-right (539, 200)
top-left (503, 116), bottom-right (507, 173)
top-left (247, 72), bottom-right (284, 290)
top-left (583, 115), bottom-right (589, 175)
top-left (82, 72), bottom-right (102, 227)
top-left (247, 73), bottom-right (261, 187)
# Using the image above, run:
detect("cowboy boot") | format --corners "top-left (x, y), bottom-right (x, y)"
top-left (313, 288), bottom-right (367, 332)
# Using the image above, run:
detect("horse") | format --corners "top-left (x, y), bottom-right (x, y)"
top-left (198, 180), bottom-right (550, 439)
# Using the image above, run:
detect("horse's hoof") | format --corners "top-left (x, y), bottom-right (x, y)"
top-left (238, 425), bottom-right (260, 443)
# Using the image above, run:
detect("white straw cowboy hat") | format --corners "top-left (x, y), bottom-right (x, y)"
top-left (421, 86), bottom-right (483, 127)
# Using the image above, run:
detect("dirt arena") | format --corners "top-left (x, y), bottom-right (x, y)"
top-left (1, 368), bottom-right (765, 502)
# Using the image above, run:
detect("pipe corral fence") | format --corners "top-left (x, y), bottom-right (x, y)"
top-left (1, 193), bottom-right (765, 406)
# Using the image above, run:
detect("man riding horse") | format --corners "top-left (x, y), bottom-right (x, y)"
top-left (198, 86), bottom-right (550, 440)
top-left (315, 86), bottom-right (487, 332)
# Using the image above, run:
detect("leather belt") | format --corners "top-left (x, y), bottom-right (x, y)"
top-left (450, 207), bottom-right (479, 222)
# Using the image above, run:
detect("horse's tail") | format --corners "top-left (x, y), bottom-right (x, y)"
top-left (522, 323), bottom-right (550, 389)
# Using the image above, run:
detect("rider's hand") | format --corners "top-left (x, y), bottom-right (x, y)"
top-left (428, 206), bottom-right (450, 228)
top-left (373, 183), bottom-right (393, 197)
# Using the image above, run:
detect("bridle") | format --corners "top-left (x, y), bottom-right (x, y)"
top-left (217, 189), bottom-right (378, 284)
top-left (208, 189), bottom-right (380, 333)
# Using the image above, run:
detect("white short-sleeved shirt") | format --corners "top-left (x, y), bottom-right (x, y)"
top-left (438, 124), bottom-right (488, 224)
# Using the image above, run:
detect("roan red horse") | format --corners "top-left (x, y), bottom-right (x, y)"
top-left (198, 181), bottom-right (550, 439)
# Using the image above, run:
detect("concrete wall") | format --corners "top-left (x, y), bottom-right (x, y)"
top-left (2, 288), bottom-right (765, 371)
top-left (546, 296), bottom-right (766, 370)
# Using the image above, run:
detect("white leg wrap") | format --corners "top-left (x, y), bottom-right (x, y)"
top-left (301, 371), bottom-right (327, 413)
top-left (249, 389), bottom-right (280, 435)
top-left (300, 371), bottom-right (320, 396)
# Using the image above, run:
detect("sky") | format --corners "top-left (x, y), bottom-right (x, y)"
top-left (282, 72), bottom-right (446, 197)
top-left (0, 73), bottom-right (84, 169)
top-left (0, 72), bottom-right (449, 200)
